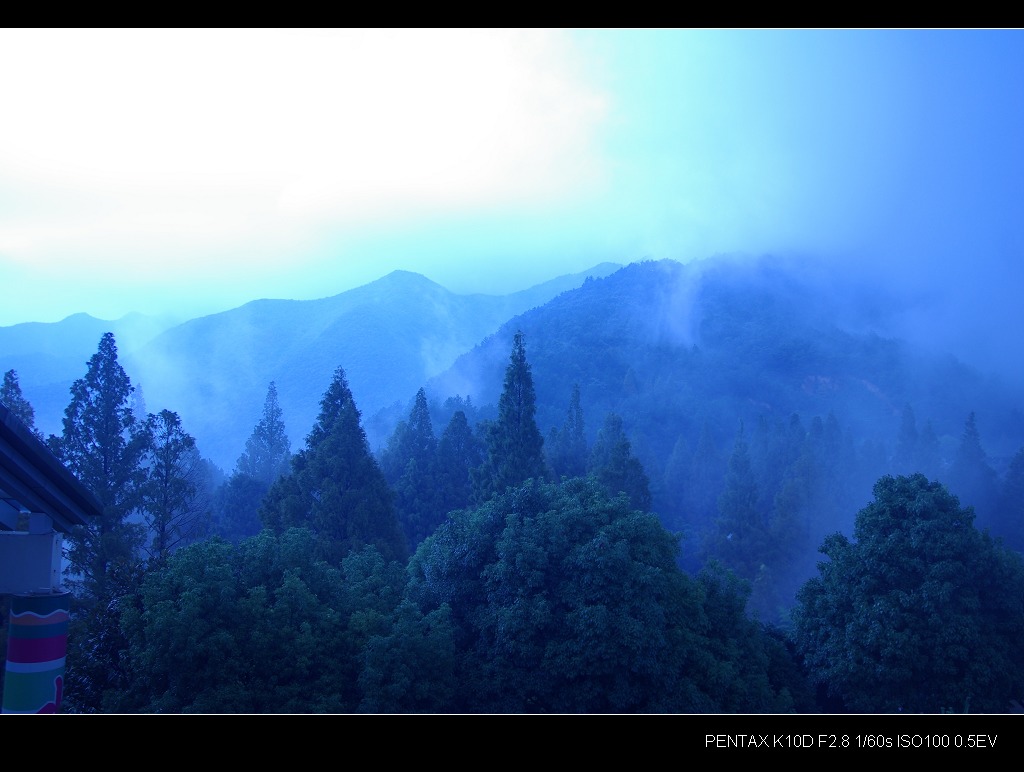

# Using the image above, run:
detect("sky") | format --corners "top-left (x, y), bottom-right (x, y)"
top-left (1, 28), bottom-right (1022, 367)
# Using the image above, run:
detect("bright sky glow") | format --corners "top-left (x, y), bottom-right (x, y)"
top-left (1, 28), bottom-right (1022, 347)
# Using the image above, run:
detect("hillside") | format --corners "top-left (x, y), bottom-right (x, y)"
top-left (0, 263), bottom-right (620, 472)
top-left (428, 256), bottom-right (1022, 451)
top-left (415, 255), bottom-right (1024, 590)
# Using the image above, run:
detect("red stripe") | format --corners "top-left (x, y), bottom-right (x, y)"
top-left (6, 634), bottom-right (68, 664)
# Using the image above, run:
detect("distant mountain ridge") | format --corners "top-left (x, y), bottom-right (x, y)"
top-left (427, 255), bottom-right (1024, 466)
top-left (0, 263), bottom-right (622, 470)
top-left (0, 311), bottom-right (180, 439)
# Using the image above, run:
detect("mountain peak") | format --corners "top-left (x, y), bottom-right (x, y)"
top-left (379, 269), bottom-right (435, 285)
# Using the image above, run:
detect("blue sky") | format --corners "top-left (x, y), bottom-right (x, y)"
top-left (1, 28), bottom-right (1021, 341)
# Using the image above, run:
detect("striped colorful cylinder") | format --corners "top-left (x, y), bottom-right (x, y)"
top-left (2, 592), bottom-right (70, 714)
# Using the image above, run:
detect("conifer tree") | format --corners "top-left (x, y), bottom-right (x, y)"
top-left (917, 420), bottom-right (941, 480)
top-left (547, 383), bottom-right (587, 481)
top-left (405, 387), bottom-right (436, 462)
top-left (891, 403), bottom-right (919, 475)
top-left (707, 423), bottom-right (766, 585)
top-left (587, 412), bottom-right (651, 512)
top-left (749, 414), bottom-right (806, 517)
top-left (948, 411), bottom-right (998, 527)
top-left (236, 381), bottom-right (292, 487)
top-left (140, 409), bottom-right (211, 564)
top-left (661, 433), bottom-right (692, 537)
top-left (260, 365), bottom-right (407, 564)
top-left (50, 332), bottom-right (148, 602)
top-left (50, 333), bottom-right (148, 713)
top-left (436, 409), bottom-right (483, 517)
top-left (385, 388), bottom-right (443, 548)
top-left (1, 368), bottom-right (40, 436)
top-left (473, 331), bottom-right (547, 501)
top-left (379, 418), bottom-right (411, 484)
top-left (999, 447), bottom-right (1024, 553)
top-left (380, 388), bottom-right (436, 485)
top-left (685, 421), bottom-right (723, 529)
top-left (212, 473), bottom-right (268, 544)
top-left (212, 382), bottom-right (291, 543)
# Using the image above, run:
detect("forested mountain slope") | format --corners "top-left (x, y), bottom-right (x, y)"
top-left (430, 256), bottom-right (1022, 460)
top-left (123, 264), bottom-right (618, 471)
top-left (416, 256), bottom-right (1024, 613)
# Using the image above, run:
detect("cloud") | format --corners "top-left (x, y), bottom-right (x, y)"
top-left (0, 28), bottom-right (608, 322)
top-left (0, 29), bottom-right (606, 224)
top-left (1, 25), bottom-right (1021, 374)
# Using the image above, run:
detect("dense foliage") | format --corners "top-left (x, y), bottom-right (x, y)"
top-left (107, 530), bottom-right (406, 713)
top-left (400, 476), bottom-right (807, 713)
top-left (792, 473), bottom-right (1024, 713)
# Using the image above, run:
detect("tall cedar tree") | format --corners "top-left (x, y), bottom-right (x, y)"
top-left (213, 381), bottom-right (291, 542)
top-left (473, 331), bottom-right (547, 502)
top-left (435, 410), bottom-right (484, 517)
top-left (50, 332), bottom-right (148, 602)
top-left (891, 403), bottom-right (919, 475)
top-left (587, 412), bottom-right (651, 512)
top-left (236, 380), bottom-right (292, 486)
top-left (139, 409), bottom-right (210, 564)
top-left (213, 473), bottom-right (268, 544)
top-left (707, 423), bottom-right (766, 586)
top-left (49, 333), bottom-right (148, 713)
top-left (547, 383), bottom-right (587, 481)
top-left (947, 411), bottom-right (998, 528)
top-left (259, 365), bottom-right (407, 564)
top-left (214, 381), bottom-right (292, 543)
top-left (686, 421), bottom-right (724, 529)
top-left (1, 369), bottom-right (40, 436)
top-left (379, 387), bottom-right (436, 485)
top-left (381, 387), bottom-right (443, 549)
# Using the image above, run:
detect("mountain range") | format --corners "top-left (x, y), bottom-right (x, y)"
top-left (427, 255), bottom-right (1023, 461)
top-left (1, 263), bottom-right (622, 471)
top-left (4, 254), bottom-right (1022, 502)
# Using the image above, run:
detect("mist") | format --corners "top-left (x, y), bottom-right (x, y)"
top-left (1, 30), bottom-right (1019, 392)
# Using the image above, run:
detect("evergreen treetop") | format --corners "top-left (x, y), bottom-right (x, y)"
top-left (1, 368), bottom-right (39, 436)
top-left (473, 331), bottom-right (547, 501)
top-left (547, 383), bottom-right (587, 481)
top-left (236, 381), bottom-right (291, 487)
top-left (260, 365), bottom-right (407, 564)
